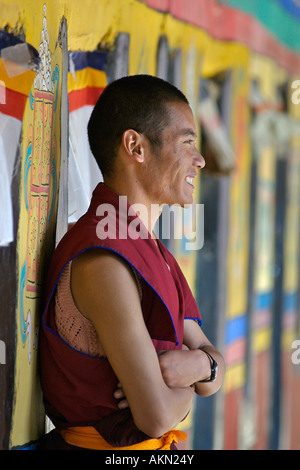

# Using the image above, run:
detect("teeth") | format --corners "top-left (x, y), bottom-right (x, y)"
top-left (186, 177), bottom-right (193, 184)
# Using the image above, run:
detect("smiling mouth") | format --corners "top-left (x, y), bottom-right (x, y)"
top-left (185, 176), bottom-right (194, 186)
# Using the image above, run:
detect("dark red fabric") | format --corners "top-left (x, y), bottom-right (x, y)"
top-left (39, 183), bottom-right (201, 446)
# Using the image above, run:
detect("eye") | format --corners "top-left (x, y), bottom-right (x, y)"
top-left (184, 139), bottom-right (193, 145)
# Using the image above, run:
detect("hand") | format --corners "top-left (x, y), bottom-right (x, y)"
top-left (158, 349), bottom-right (203, 388)
top-left (113, 382), bottom-right (129, 409)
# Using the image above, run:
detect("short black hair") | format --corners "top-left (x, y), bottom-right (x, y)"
top-left (87, 74), bottom-right (189, 177)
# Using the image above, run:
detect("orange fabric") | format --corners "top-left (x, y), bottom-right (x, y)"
top-left (59, 426), bottom-right (186, 450)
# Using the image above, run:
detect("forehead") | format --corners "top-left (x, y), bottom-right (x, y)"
top-left (164, 101), bottom-right (197, 137)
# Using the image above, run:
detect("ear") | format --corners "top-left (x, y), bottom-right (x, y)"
top-left (122, 129), bottom-right (144, 163)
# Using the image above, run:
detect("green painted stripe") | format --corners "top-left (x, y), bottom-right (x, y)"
top-left (226, 0), bottom-right (300, 52)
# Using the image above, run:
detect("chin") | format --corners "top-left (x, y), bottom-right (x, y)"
top-left (165, 190), bottom-right (194, 207)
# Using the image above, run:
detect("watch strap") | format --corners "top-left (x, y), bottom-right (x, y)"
top-left (198, 350), bottom-right (218, 383)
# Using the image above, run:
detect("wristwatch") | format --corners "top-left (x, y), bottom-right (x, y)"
top-left (198, 350), bottom-right (218, 383)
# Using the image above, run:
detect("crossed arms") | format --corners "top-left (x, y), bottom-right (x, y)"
top-left (71, 249), bottom-right (225, 438)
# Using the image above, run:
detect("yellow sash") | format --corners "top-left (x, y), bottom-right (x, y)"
top-left (59, 426), bottom-right (186, 450)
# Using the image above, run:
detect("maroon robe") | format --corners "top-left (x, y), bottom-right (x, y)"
top-left (39, 183), bottom-right (202, 447)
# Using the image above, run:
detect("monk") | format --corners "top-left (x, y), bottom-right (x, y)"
top-left (39, 75), bottom-right (225, 450)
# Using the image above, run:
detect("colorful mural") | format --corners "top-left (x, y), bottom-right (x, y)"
top-left (10, 4), bottom-right (62, 448)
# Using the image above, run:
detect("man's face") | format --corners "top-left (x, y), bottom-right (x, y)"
top-left (142, 101), bottom-right (205, 207)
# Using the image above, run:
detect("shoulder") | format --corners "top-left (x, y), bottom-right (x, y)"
top-left (70, 248), bottom-right (141, 321)
top-left (72, 248), bottom-right (130, 273)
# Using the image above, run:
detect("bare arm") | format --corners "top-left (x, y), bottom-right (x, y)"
top-left (71, 249), bottom-right (195, 438)
top-left (158, 319), bottom-right (225, 397)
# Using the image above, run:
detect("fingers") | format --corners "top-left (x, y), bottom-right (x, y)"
top-left (114, 384), bottom-right (125, 399)
top-left (114, 383), bottom-right (129, 409)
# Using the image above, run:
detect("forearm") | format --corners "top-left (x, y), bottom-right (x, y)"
top-left (114, 367), bottom-right (195, 438)
top-left (134, 383), bottom-right (194, 437)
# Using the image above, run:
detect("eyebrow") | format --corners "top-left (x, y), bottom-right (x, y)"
top-left (180, 128), bottom-right (197, 138)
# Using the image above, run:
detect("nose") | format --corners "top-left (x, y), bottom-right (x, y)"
top-left (194, 150), bottom-right (206, 169)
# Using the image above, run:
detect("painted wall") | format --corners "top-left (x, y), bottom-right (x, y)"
top-left (0, 1), bottom-right (66, 449)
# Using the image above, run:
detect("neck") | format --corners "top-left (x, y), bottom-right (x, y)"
top-left (103, 177), bottom-right (163, 236)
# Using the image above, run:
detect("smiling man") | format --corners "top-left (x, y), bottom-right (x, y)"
top-left (39, 75), bottom-right (225, 450)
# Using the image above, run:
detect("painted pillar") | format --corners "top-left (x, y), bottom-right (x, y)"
top-left (246, 57), bottom-right (282, 450)
top-left (222, 66), bottom-right (251, 450)
top-left (279, 80), bottom-right (300, 450)
top-left (0, 2), bottom-right (66, 449)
